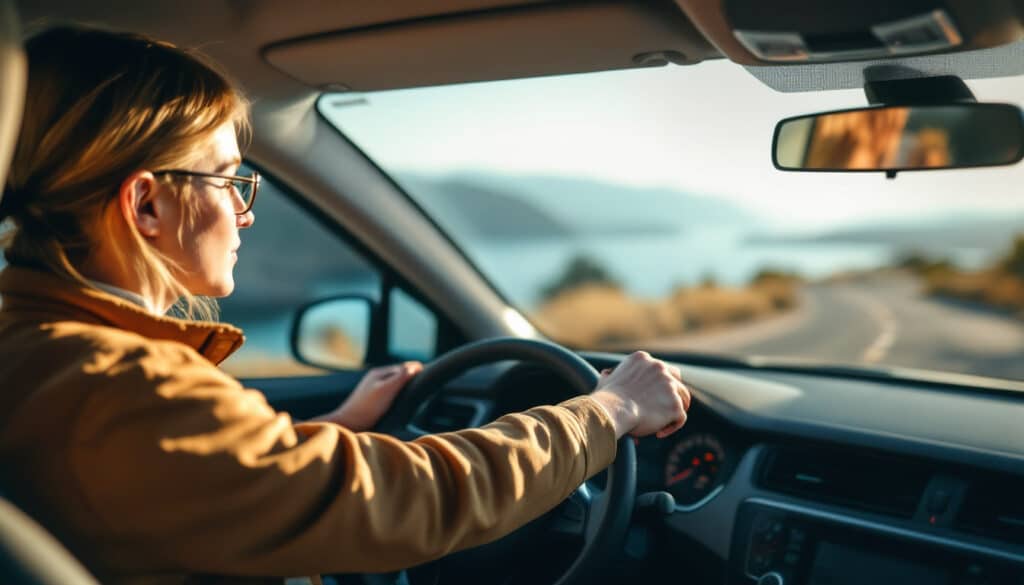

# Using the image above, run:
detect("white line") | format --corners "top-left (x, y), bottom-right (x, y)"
top-left (841, 286), bottom-right (899, 363)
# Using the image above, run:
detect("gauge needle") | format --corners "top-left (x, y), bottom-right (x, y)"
top-left (668, 468), bottom-right (694, 485)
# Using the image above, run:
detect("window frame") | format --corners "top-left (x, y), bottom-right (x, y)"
top-left (234, 161), bottom-right (467, 371)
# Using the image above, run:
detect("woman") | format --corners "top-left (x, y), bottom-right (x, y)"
top-left (0, 26), bottom-right (691, 584)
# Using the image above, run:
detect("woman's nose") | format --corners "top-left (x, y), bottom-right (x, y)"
top-left (237, 209), bottom-right (254, 228)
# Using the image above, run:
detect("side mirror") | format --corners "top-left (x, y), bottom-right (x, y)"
top-left (773, 103), bottom-right (1024, 173)
top-left (291, 296), bottom-right (376, 370)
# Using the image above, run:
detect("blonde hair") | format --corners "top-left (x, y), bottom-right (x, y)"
top-left (0, 26), bottom-right (250, 320)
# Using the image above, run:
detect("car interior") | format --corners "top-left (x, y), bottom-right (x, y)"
top-left (2, 1), bottom-right (1024, 585)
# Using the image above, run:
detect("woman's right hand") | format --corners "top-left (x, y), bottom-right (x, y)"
top-left (589, 351), bottom-right (691, 440)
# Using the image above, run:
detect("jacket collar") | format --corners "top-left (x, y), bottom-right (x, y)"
top-left (0, 265), bottom-right (244, 365)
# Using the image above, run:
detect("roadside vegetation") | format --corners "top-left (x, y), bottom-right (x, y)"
top-left (912, 236), bottom-right (1024, 315)
top-left (531, 255), bottom-right (800, 348)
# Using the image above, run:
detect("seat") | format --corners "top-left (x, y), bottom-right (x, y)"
top-left (0, 3), bottom-right (100, 584)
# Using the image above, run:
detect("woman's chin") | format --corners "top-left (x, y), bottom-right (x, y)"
top-left (195, 276), bottom-right (235, 298)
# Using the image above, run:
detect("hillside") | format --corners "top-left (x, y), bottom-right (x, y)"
top-left (399, 171), bottom-right (755, 238)
top-left (748, 213), bottom-right (1024, 258)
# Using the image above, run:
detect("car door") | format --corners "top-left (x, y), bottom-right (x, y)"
top-left (220, 165), bottom-right (461, 420)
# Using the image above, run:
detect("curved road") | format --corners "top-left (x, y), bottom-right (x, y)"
top-left (648, 272), bottom-right (1024, 381)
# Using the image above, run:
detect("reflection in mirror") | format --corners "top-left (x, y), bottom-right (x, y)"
top-left (294, 297), bottom-right (372, 370)
top-left (774, 104), bottom-right (1024, 172)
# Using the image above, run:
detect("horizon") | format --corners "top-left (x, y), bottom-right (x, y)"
top-left (391, 166), bottom-right (1024, 237)
top-left (323, 58), bottom-right (1024, 232)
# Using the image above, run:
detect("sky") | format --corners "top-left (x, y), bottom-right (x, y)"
top-left (321, 59), bottom-right (1024, 231)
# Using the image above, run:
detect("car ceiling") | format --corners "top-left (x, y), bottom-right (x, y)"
top-left (13, 1), bottom-right (715, 102)
top-left (16, 0), bottom-right (1024, 101)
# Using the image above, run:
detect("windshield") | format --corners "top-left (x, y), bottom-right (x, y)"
top-left (320, 60), bottom-right (1024, 383)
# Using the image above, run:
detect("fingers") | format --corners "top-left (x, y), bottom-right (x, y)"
top-left (676, 380), bottom-right (692, 412)
top-left (655, 416), bottom-right (686, 439)
top-left (656, 392), bottom-right (688, 439)
top-left (369, 361), bottom-right (423, 384)
top-left (668, 364), bottom-right (683, 383)
top-left (607, 352), bottom-right (693, 439)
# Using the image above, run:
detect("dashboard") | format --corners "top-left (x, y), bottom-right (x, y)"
top-left (635, 405), bottom-right (748, 512)
top-left (421, 354), bottom-right (1024, 585)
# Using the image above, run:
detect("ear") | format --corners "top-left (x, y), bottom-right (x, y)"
top-left (117, 170), bottom-right (161, 238)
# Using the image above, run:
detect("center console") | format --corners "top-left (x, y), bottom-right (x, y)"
top-left (729, 501), bottom-right (1023, 585)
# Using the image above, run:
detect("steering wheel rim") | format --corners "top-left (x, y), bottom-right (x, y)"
top-left (374, 337), bottom-right (637, 585)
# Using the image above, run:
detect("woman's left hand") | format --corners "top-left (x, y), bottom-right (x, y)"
top-left (324, 361), bottom-right (424, 431)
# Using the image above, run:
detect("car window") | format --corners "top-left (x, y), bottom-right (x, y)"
top-left (320, 62), bottom-right (1024, 385)
top-left (388, 286), bottom-right (438, 362)
top-left (216, 166), bottom-right (382, 377)
top-left (218, 167), bottom-right (441, 377)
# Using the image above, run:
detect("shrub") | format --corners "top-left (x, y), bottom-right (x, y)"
top-left (540, 254), bottom-right (621, 301)
top-left (999, 235), bottom-right (1024, 279)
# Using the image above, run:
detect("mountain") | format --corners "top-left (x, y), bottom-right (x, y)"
top-left (397, 176), bottom-right (573, 240)
top-left (748, 213), bottom-right (1024, 257)
top-left (398, 171), bottom-right (757, 239)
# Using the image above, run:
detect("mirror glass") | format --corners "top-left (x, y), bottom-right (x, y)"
top-left (293, 297), bottom-right (372, 370)
top-left (774, 104), bottom-right (1024, 172)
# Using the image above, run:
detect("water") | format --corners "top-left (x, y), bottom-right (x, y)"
top-left (468, 229), bottom-right (915, 308)
top-left (224, 229), bottom-right (994, 370)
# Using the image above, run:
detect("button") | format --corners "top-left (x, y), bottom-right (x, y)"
top-left (789, 528), bottom-right (806, 544)
top-left (784, 551), bottom-right (800, 565)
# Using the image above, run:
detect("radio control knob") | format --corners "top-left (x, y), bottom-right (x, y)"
top-left (757, 572), bottom-right (785, 585)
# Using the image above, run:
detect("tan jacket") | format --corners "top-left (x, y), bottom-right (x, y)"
top-left (0, 266), bottom-right (616, 584)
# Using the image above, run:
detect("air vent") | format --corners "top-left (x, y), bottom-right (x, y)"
top-left (956, 475), bottom-right (1024, 545)
top-left (411, 397), bottom-right (486, 434)
top-left (758, 446), bottom-right (931, 518)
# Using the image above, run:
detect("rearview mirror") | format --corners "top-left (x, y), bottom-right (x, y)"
top-left (291, 296), bottom-right (376, 370)
top-left (773, 103), bottom-right (1024, 173)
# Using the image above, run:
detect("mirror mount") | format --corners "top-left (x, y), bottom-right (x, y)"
top-left (864, 74), bottom-right (976, 106)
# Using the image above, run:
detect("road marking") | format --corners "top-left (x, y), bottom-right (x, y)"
top-left (863, 321), bottom-right (896, 363)
top-left (841, 286), bottom-right (899, 363)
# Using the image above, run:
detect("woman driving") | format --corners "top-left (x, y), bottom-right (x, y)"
top-left (0, 27), bottom-right (691, 585)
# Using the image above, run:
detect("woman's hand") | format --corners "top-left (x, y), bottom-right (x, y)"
top-left (318, 361), bottom-right (424, 431)
top-left (590, 351), bottom-right (691, 440)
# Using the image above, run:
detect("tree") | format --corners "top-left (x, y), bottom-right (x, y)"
top-left (1001, 235), bottom-right (1024, 279)
top-left (540, 254), bottom-right (621, 301)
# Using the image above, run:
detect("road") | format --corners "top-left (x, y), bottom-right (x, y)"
top-left (646, 272), bottom-right (1024, 382)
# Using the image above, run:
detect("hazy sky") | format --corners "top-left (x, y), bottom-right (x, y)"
top-left (323, 59), bottom-right (1024, 231)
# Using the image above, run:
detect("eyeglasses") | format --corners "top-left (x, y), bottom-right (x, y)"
top-left (153, 169), bottom-right (260, 215)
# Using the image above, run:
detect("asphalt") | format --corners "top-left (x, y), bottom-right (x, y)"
top-left (646, 272), bottom-right (1024, 382)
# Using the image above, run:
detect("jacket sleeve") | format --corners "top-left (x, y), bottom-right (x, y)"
top-left (69, 341), bottom-right (617, 577)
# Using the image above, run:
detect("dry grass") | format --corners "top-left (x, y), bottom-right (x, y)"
top-left (531, 276), bottom-right (799, 349)
top-left (926, 269), bottom-right (1024, 314)
top-left (531, 285), bottom-right (661, 348)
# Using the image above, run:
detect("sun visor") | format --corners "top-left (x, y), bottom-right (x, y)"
top-left (263, 2), bottom-right (718, 92)
top-left (746, 39), bottom-right (1024, 92)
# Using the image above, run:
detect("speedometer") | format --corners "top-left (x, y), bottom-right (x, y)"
top-left (664, 433), bottom-right (727, 506)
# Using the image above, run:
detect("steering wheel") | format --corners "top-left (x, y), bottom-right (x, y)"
top-left (372, 337), bottom-right (637, 585)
